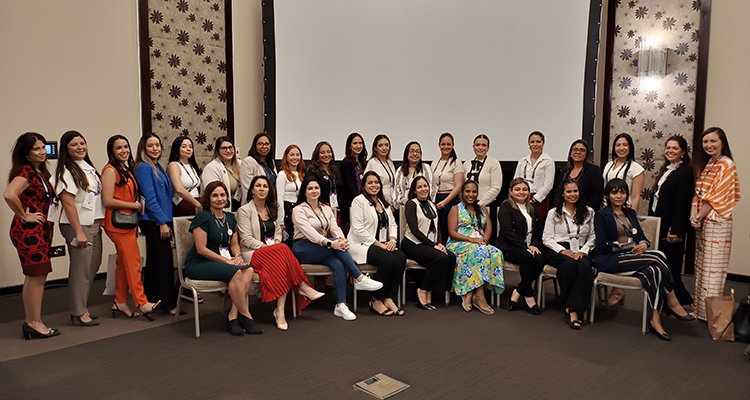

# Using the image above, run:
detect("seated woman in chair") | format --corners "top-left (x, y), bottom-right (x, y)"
top-left (185, 181), bottom-right (263, 336)
top-left (237, 176), bottom-right (323, 331)
top-left (446, 181), bottom-right (504, 314)
top-left (594, 178), bottom-right (694, 341)
top-left (348, 171), bottom-right (407, 316)
top-left (401, 176), bottom-right (456, 310)
top-left (542, 178), bottom-right (595, 329)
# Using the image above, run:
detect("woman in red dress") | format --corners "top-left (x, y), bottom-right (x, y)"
top-left (4, 132), bottom-right (60, 339)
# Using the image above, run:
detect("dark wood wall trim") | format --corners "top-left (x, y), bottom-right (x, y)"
top-left (225, 0), bottom-right (235, 140)
top-left (582, 0), bottom-right (603, 150)
top-left (261, 0), bottom-right (276, 145)
top-left (137, 0), bottom-right (152, 136)
top-left (598, 0), bottom-right (618, 166)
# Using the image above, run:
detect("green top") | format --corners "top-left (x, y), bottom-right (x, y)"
top-left (185, 210), bottom-right (237, 265)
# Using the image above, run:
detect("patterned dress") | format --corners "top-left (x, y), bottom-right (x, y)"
top-left (9, 165), bottom-right (55, 276)
top-left (692, 156), bottom-right (741, 320)
top-left (446, 202), bottom-right (504, 295)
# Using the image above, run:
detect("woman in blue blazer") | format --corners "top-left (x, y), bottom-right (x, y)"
top-left (594, 179), bottom-right (693, 341)
top-left (135, 133), bottom-right (177, 315)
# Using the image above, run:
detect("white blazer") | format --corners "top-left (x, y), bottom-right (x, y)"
top-left (393, 163), bottom-right (437, 205)
top-left (202, 158), bottom-right (242, 211)
top-left (347, 194), bottom-right (397, 264)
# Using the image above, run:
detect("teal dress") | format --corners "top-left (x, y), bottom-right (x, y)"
top-left (446, 202), bottom-right (505, 295)
top-left (185, 210), bottom-right (248, 283)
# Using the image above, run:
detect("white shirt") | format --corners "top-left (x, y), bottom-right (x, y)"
top-left (178, 163), bottom-right (201, 198)
top-left (430, 158), bottom-right (465, 192)
top-left (53, 159), bottom-right (105, 225)
top-left (542, 206), bottom-right (596, 254)
top-left (516, 201), bottom-right (533, 246)
top-left (276, 170), bottom-right (300, 224)
top-left (394, 163), bottom-right (436, 204)
top-left (514, 152), bottom-right (555, 203)
top-left (364, 158), bottom-right (397, 206)
top-left (603, 160), bottom-right (645, 189)
top-left (651, 162), bottom-right (681, 212)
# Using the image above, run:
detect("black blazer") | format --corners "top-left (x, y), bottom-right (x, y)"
top-left (648, 163), bottom-right (693, 238)
top-left (561, 164), bottom-right (604, 212)
top-left (496, 199), bottom-right (542, 253)
top-left (594, 206), bottom-right (650, 273)
top-left (339, 159), bottom-right (361, 220)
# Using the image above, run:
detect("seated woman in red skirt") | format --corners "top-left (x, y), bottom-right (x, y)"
top-left (237, 175), bottom-right (324, 331)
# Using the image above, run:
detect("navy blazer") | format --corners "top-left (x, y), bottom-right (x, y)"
top-left (593, 206), bottom-right (649, 273)
top-left (648, 163), bottom-right (693, 238)
top-left (496, 199), bottom-right (542, 253)
top-left (135, 162), bottom-right (173, 225)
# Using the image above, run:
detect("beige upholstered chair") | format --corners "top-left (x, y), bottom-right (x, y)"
top-left (589, 215), bottom-right (661, 334)
top-left (293, 264), bottom-right (333, 318)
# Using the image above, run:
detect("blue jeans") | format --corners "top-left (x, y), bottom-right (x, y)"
top-left (292, 239), bottom-right (363, 304)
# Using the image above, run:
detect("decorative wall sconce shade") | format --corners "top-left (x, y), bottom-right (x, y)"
top-left (638, 46), bottom-right (667, 78)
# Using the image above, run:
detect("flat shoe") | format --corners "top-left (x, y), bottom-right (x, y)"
top-left (416, 302), bottom-right (433, 310)
top-left (461, 295), bottom-right (472, 312)
top-left (563, 313), bottom-right (581, 330)
top-left (472, 298), bottom-right (495, 315)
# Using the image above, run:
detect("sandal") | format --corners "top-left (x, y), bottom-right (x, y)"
top-left (369, 299), bottom-right (394, 316)
top-left (564, 309), bottom-right (582, 330)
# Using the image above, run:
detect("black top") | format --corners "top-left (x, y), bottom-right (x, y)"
top-left (306, 167), bottom-right (345, 207)
top-left (561, 164), bottom-right (604, 211)
top-left (376, 208), bottom-right (388, 242)
top-left (339, 159), bottom-right (363, 222)
top-left (495, 199), bottom-right (542, 253)
top-left (648, 163), bottom-right (693, 238)
top-left (258, 216), bottom-right (276, 242)
top-left (404, 199), bottom-right (437, 246)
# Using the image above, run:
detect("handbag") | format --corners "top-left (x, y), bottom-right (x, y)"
top-left (111, 173), bottom-right (140, 230)
top-left (705, 289), bottom-right (735, 341)
top-left (733, 295), bottom-right (750, 343)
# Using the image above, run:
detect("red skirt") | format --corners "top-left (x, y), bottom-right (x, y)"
top-left (250, 244), bottom-right (312, 312)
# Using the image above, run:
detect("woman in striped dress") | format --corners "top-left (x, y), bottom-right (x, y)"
top-left (691, 127), bottom-right (741, 321)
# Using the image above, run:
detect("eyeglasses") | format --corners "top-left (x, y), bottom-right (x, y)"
top-left (219, 146), bottom-right (234, 151)
top-left (408, 149), bottom-right (421, 154)
top-left (571, 148), bottom-right (587, 153)
top-left (257, 143), bottom-right (271, 148)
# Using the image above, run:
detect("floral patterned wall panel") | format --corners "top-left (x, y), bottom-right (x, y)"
top-left (608, 0), bottom-right (701, 214)
top-left (143, 0), bottom-right (232, 168)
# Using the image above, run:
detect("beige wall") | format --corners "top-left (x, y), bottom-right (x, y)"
top-left (704, 1), bottom-right (750, 276)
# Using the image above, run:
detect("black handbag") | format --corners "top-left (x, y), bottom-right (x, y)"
top-left (734, 295), bottom-right (750, 343)
top-left (111, 173), bottom-right (140, 230)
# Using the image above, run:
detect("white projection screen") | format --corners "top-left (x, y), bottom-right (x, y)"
top-left (272, 0), bottom-right (592, 161)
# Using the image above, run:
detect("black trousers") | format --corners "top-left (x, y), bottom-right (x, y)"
top-left (139, 220), bottom-right (177, 309)
top-left (367, 245), bottom-right (407, 301)
top-left (504, 246), bottom-right (545, 297)
top-left (282, 201), bottom-right (294, 249)
top-left (401, 238), bottom-right (456, 293)
top-left (487, 200), bottom-right (498, 246)
top-left (542, 246), bottom-right (593, 314)
top-left (660, 239), bottom-right (693, 305)
top-left (435, 193), bottom-right (460, 244)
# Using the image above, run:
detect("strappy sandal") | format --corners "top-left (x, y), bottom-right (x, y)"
top-left (369, 299), bottom-right (394, 316)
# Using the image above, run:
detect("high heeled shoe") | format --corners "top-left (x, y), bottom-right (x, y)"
top-left (70, 314), bottom-right (100, 326)
top-left (111, 303), bottom-right (139, 318)
top-left (22, 322), bottom-right (60, 340)
top-left (665, 307), bottom-right (696, 321)
top-left (238, 313), bottom-right (264, 334)
top-left (273, 309), bottom-right (288, 331)
top-left (226, 316), bottom-right (244, 336)
top-left (649, 322), bottom-right (671, 341)
top-left (298, 287), bottom-right (325, 301)
top-left (139, 300), bottom-right (161, 321)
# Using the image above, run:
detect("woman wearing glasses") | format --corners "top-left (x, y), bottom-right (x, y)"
top-left (559, 140), bottom-right (604, 212)
top-left (203, 136), bottom-right (242, 211)
top-left (394, 141), bottom-right (436, 206)
top-left (240, 133), bottom-right (277, 205)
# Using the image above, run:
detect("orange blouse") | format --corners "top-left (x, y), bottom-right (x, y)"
top-left (692, 157), bottom-right (741, 221)
top-left (102, 163), bottom-right (139, 233)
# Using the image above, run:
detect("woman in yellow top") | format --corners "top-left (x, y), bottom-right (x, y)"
top-left (690, 127), bottom-right (741, 321)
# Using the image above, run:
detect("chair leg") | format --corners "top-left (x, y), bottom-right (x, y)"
top-left (553, 278), bottom-right (560, 298)
top-left (220, 291), bottom-right (227, 314)
top-left (589, 282), bottom-right (598, 324)
top-left (292, 288), bottom-right (297, 319)
top-left (402, 270), bottom-right (407, 308)
top-left (641, 290), bottom-right (648, 335)
top-left (175, 288), bottom-right (184, 323)
top-left (445, 290), bottom-right (450, 306)
top-left (536, 274), bottom-right (544, 311)
top-left (353, 279), bottom-right (358, 312)
top-left (193, 289), bottom-right (201, 338)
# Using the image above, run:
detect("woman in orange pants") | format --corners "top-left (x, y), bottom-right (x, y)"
top-left (101, 135), bottom-right (159, 319)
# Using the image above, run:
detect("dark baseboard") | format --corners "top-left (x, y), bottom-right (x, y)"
top-left (0, 272), bottom-right (107, 297)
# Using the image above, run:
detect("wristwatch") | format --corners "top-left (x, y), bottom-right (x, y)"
top-left (326, 240), bottom-right (332, 248)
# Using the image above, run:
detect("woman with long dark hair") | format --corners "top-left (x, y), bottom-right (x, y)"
top-left (306, 141), bottom-right (343, 212)
top-left (135, 133), bottom-right (178, 315)
top-left (365, 134), bottom-right (397, 208)
top-left (602, 133), bottom-right (645, 211)
top-left (52, 131), bottom-right (103, 327)
top-left (340, 132), bottom-right (368, 234)
top-left (167, 136), bottom-right (202, 217)
top-left (559, 139), bottom-right (603, 211)
top-left (542, 178), bottom-right (595, 329)
top-left (463, 134), bottom-right (502, 243)
top-left (648, 135), bottom-right (694, 306)
top-left (202, 136), bottom-right (242, 211)
top-left (240, 133), bottom-right (276, 205)
top-left (691, 127), bottom-right (741, 321)
top-left (395, 141), bottom-right (436, 205)
top-left (277, 144), bottom-right (305, 247)
top-left (101, 135), bottom-right (159, 319)
top-left (431, 132), bottom-right (464, 243)
top-left (4, 132), bottom-right (59, 339)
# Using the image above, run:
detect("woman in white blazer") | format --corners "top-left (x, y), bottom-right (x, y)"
top-left (463, 134), bottom-right (503, 242)
top-left (364, 134), bottom-right (397, 208)
top-left (202, 136), bottom-right (242, 211)
top-left (514, 131), bottom-right (555, 221)
top-left (348, 171), bottom-right (407, 316)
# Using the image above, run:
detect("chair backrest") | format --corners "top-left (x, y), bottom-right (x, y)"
top-left (637, 215), bottom-right (661, 251)
top-left (398, 205), bottom-right (406, 243)
top-left (173, 216), bottom-right (195, 283)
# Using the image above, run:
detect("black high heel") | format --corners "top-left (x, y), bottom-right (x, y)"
top-left (665, 307), bottom-right (696, 321)
top-left (70, 314), bottom-right (100, 326)
top-left (22, 322), bottom-right (60, 340)
top-left (140, 300), bottom-right (161, 321)
top-left (238, 313), bottom-right (264, 334)
top-left (649, 322), bottom-right (671, 341)
top-left (111, 303), bottom-right (139, 318)
top-left (226, 315), bottom-right (244, 336)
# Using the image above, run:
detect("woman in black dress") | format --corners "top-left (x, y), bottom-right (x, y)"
top-left (339, 132), bottom-right (367, 235)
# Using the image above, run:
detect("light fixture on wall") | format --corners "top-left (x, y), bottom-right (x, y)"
top-left (638, 44), bottom-right (667, 78)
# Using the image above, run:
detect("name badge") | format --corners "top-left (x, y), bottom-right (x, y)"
top-left (47, 200), bottom-right (59, 222)
top-left (82, 191), bottom-right (96, 210)
top-left (172, 192), bottom-right (183, 205)
top-left (569, 236), bottom-right (580, 253)
top-left (227, 228), bottom-right (233, 236)
top-left (631, 228), bottom-right (638, 236)
top-left (330, 191), bottom-right (338, 209)
top-left (526, 179), bottom-right (534, 185)
top-left (265, 237), bottom-right (275, 246)
top-left (219, 246), bottom-right (231, 259)
top-left (379, 226), bottom-right (388, 242)
top-left (427, 230), bottom-right (436, 242)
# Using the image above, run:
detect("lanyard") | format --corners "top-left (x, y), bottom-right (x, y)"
top-left (37, 172), bottom-right (53, 200)
top-left (181, 163), bottom-right (199, 192)
top-left (604, 160), bottom-right (629, 181)
top-left (307, 202), bottom-right (329, 232)
top-left (377, 158), bottom-right (394, 184)
top-left (213, 213), bottom-right (229, 246)
top-left (562, 212), bottom-right (580, 236)
top-left (613, 211), bottom-right (634, 238)
top-left (523, 158), bottom-right (540, 180)
top-left (433, 158), bottom-right (451, 177)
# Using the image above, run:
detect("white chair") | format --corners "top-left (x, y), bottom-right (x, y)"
top-left (173, 216), bottom-right (229, 338)
top-left (589, 216), bottom-right (661, 335)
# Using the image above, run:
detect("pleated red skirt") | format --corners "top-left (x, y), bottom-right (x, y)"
top-left (250, 244), bottom-right (312, 312)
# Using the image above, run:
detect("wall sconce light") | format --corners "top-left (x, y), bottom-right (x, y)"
top-left (638, 45), bottom-right (667, 78)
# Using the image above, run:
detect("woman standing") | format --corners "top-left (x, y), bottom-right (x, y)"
top-left (514, 131), bottom-right (555, 221)
top-left (648, 136), bottom-right (694, 306)
top-left (186, 181), bottom-right (262, 335)
top-left (202, 136), bottom-right (242, 211)
top-left (394, 141), bottom-right (436, 206)
top-left (365, 134), bottom-right (397, 208)
top-left (431, 133), bottom-right (465, 244)
top-left (306, 141), bottom-right (343, 212)
top-left (497, 178), bottom-right (545, 315)
top-left (560, 139), bottom-right (604, 212)
top-left (691, 127), bottom-right (741, 321)
top-left (101, 135), bottom-right (159, 319)
top-left (463, 134), bottom-right (502, 243)
top-left (401, 176), bottom-right (456, 310)
top-left (53, 131), bottom-right (103, 327)
top-left (595, 179), bottom-right (693, 341)
top-left (292, 177), bottom-right (383, 321)
top-left (603, 133), bottom-right (645, 211)
top-left (542, 178), bottom-right (595, 329)
top-left (240, 133), bottom-right (276, 205)
top-left (447, 181), bottom-right (505, 314)
top-left (340, 132), bottom-right (368, 235)
top-left (4, 132), bottom-right (60, 339)
top-left (167, 136), bottom-right (201, 217)
top-left (348, 172), bottom-right (407, 316)
top-left (277, 145), bottom-right (305, 247)
top-left (135, 133), bottom-right (178, 315)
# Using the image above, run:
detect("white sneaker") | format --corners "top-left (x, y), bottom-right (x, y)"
top-left (354, 275), bottom-right (383, 291)
top-left (333, 304), bottom-right (356, 320)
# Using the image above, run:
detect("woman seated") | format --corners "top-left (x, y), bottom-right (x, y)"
top-left (237, 176), bottom-right (323, 331)
top-left (348, 171), bottom-right (407, 316)
top-left (594, 179), bottom-right (694, 341)
top-left (446, 181), bottom-right (504, 314)
top-left (401, 176), bottom-right (456, 310)
top-left (292, 177), bottom-right (383, 321)
top-left (497, 178), bottom-right (545, 315)
top-left (542, 178), bottom-right (595, 329)
top-left (185, 181), bottom-right (263, 336)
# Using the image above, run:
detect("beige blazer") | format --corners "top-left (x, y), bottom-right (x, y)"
top-left (236, 200), bottom-right (282, 263)
top-left (202, 158), bottom-right (242, 210)
top-left (239, 156), bottom-right (267, 205)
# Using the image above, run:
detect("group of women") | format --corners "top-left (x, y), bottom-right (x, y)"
top-left (5, 127), bottom-right (740, 340)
